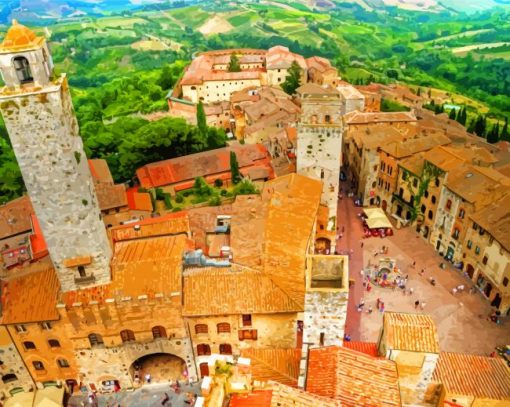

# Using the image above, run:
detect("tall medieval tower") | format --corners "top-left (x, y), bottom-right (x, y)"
top-left (0, 21), bottom-right (111, 291)
top-left (296, 84), bottom-right (343, 233)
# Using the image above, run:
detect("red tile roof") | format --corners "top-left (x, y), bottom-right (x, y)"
top-left (230, 390), bottom-right (272, 407)
top-left (343, 341), bottom-right (380, 357)
top-left (383, 312), bottom-right (440, 354)
top-left (126, 187), bottom-right (153, 212)
top-left (29, 214), bottom-right (48, 260)
top-left (136, 144), bottom-right (273, 189)
top-left (240, 348), bottom-right (300, 387)
top-left (306, 346), bottom-right (401, 407)
top-left (0, 196), bottom-right (34, 240)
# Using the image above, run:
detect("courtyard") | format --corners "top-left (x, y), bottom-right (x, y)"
top-left (337, 192), bottom-right (510, 355)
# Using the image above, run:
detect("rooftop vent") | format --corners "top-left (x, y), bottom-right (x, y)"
top-left (134, 225), bottom-right (141, 231)
top-left (465, 173), bottom-right (473, 178)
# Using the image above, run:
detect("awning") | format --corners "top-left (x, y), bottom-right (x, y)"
top-left (4, 391), bottom-right (35, 407)
top-left (33, 386), bottom-right (65, 407)
top-left (363, 208), bottom-right (393, 229)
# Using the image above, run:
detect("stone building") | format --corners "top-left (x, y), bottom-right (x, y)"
top-left (0, 21), bottom-right (111, 292)
top-left (296, 83), bottom-right (343, 234)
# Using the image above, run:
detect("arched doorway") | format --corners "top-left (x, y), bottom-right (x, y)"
top-left (491, 293), bottom-right (502, 309)
top-left (130, 353), bottom-right (186, 386)
top-left (484, 282), bottom-right (493, 297)
top-left (466, 264), bottom-right (475, 279)
top-left (315, 238), bottom-right (331, 254)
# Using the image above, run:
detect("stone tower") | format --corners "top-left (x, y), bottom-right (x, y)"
top-left (0, 21), bottom-right (111, 291)
top-left (296, 84), bottom-right (342, 232)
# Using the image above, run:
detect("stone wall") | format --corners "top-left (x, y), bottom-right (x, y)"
top-left (0, 76), bottom-right (111, 292)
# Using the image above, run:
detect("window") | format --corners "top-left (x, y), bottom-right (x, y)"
top-left (452, 228), bottom-right (459, 240)
top-left (489, 236), bottom-right (494, 245)
top-left (13, 56), bottom-right (33, 83)
top-left (473, 222), bottom-right (478, 231)
top-left (48, 339), bottom-right (60, 348)
top-left (32, 361), bottom-right (45, 371)
top-left (57, 359), bottom-right (69, 368)
top-left (78, 266), bottom-right (86, 277)
top-left (197, 344), bottom-right (211, 356)
top-left (435, 178), bottom-right (440, 187)
top-left (23, 341), bottom-right (36, 351)
top-left (482, 256), bottom-right (488, 265)
top-left (428, 210), bottom-right (433, 220)
top-left (217, 323), bottom-right (231, 333)
top-left (2, 374), bottom-right (17, 384)
top-left (195, 324), bottom-right (208, 334)
top-left (320, 169), bottom-right (324, 180)
top-left (424, 190), bottom-right (429, 198)
top-left (40, 322), bottom-right (52, 330)
top-left (238, 329), bottom-right (258, 340)
top-left (479, 227), bottom-right (485, 236)
top-left (402, 172), bottom-right (407, 181)
top-left (374, 165), bottom-right (378, 172)
top-left (219, 344), bottom-right (232, 355)
top-left (421, 204), bottom-right (426, 214)
top-left (459, 209), bottom-right (465, 219)
top-left (151, 326), bottom-right (167, 339)
top-left (446, 200), bottom-right (452, 210)
top-left (503, 277), bottom-right (509, 287)
top-left (242, 314), bottom-right (252, 327)
top-left (413, 179), bottom-right (418, 188)
top-left (431, 196), bottom-right (436, 204)
top-left (325, 114), bottom-right (331, 124)
top-left (88, 333), bottom-right (104, 347)
top-left (475, 246), bottom-right (480, 255)
top-left (319, 332), bottom-right (325, 346)
top-left (15, 325), bottom-right (27, 333)
top-left (388, 167), bottom-right (393, 176)
top-left (467, 240), bottom-right (472, 249)
top-left (120, 329), bottom-right (135, 343)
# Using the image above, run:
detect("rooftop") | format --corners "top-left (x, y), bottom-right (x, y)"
top-left (432, 352), bottom-right (510, 400)
top-left (296, 83), bottom-right (339, 97)
top-left (0, 20), bottom-right (44, 52)
top-left (469, 194), bottom-right (510, 252)
top-left (240, 348), bottom-right (300, 387)
top-left (0, 257), bottom-right (59, 324)
top-left (380, 133), bottom-right (451, 159)
top-left (0, 195), bottom-right (34, 240)
top-left (343, 341), bottom-right (380, 357)
top-left (383, 312), bottom-right (440, 353)
top-left (306, 346), bottom-right (401, 407)
top-left (344, 110), bottom-right (417, 125)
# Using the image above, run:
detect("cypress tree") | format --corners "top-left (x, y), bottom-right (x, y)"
top-left (474, 115), bottom-right (486, 138)
top-left (230, 151), bottom-right (242, 184)
top-left (449, 108), bottom-right (456, 120)
top-left (196, 101), bottom-right (207, 138)
top-left (228, 54), bottom-right (241, 72)
top-left (501, 117), bottom-right (509, 141)
top-left (487, 122), bottom-right (500, 144)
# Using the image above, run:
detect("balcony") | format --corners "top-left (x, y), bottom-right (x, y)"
top-left (74, 274), bottom-right (96, 285)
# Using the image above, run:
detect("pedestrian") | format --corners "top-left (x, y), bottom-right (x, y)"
top-left (420, 301), bottom-right (426, 310)
top-left (419, 268), bottom-right (425, 276)
top-left (367, 282), bottom-right (372, 293)
top-left (380, 301), bottom-right (385, 313)
top-left (392, 280), bottom-right (397, 291)
top-left (376, 298), bottom-right (381, 310)
top-left (361, 241), bottom-right (364, 248)
top-left (412, 261), bottom-right (416, 268)
top-left (360, 269), bottom-right (364, 277)
top-left (367, 306), bottom-right (373, 314)
top-left (409, 287), bottom-right (414, 296)
top-left (360, 298), bottom-right (365, 308)
top-left (469, 286), bottom-right (476, 295)
top-left (414, 300), bottom-right (420, 309)
top-left (339, 233), bottom-right (343, 239)
top-left (452, 287), bottom-right (458, 296)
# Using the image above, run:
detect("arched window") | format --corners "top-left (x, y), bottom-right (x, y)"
top-left (23, 341), bottom-right (36, 351)
top-left (32, 361), bottom-right (45, 371)
top-left (452, 228), bottom-right (460, 240)
top-left (197, 344), bottom-right (211, 356)
top-left (195, 324), bottom-right (208, 334)
top-left (219, 344), bottom-right (232, 355)
top-left (13, 56), bottom-right (33, 84)
top-left (88, 333), bottom-right (104, 347)
top-left (57, 358), bottom-right (70, 368)
top-left (120, 329), bottom-right (135, 343)
top-left (48, 339), bottom-right (60, 348)
top-left (217, 323), bottom-right (231, 333)
top-left (325, 114), bottom-right (331, 124)
top-left (2, 374), bottom-right (17, 384)
top-left (446, 199), bottom-right (452, 210)
top-left (152, 326), bottom-right (167, 339)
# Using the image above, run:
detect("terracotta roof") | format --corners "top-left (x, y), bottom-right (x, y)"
top-left (110, 212), bottom-right (190, 242)
top-left (0, 196), bottom-right (34, 240)
top-left (469, 194), bottom-right (510, 252)
top-left (380, 134), bottom-right (451, 158)
top-left (306, 346), bottom-right (401, 406)
top-left (0, 20), bottom-right (44, 51)
top-left (432, 352), bottom-right (510, 400)
top-left (399, 153), bottom-right (425, 176)
top-left (306, 56), bottom-right (335, 73)
top-left (230, 390), bottom-right (273, 407)
top-left (126, 187), bottom-right (153, 212)
top-left (29, 214), bottom-right (48, 260)
top-left (343, 341), bottom-right (380, 357)
top-left (88, 159), bottom-right (113, 184)
top-left (262, 174), bottom-right (323, 307)
top-left (182, 265), bottom-right (301, 316)
top-left (344, 111), bottom-right (417, 125)
top-left (136, 144), bottom-right (273, 189)
top-left (383, 312), bottom-right (440, 353)
top-left (1, 257), bottom-right (59, 324)
top-left (296, 82), bottom-right (339, 96)
top-left (269, 382), bottom-right (340, 406)
top-left (240, 348), bottom-right (300, 387)
top-left (266, 45), bottom-right (307, 70)
top-left (61, 234), bottom-right (186, 306)
top-left (337, 85), bottom-right (364, 100)
top-left (349, 125), bottom-right (405, 150)
top-left (95, 183), bottom-right (128, 211)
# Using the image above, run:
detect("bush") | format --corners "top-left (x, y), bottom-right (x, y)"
top-left (137, 187), bottom-right (148, 193)
top-left (220, 189), bottom-right (228, 196)
top-left (233, 179), bottom-right (258, 196)
top-left (193, 176), bottom-right (213, 196)
top-left (163, 193), bottom-right (172, 209)
top-left (155, 188), bottom-right (165, 200)
top-left (175, 194), bottom-right (184, 203)
top-left (172, 206), bottom-right (182, 212)
top-left (208, 195), bottom-right (221, 206)
top-left (191, 195), bottom-right (208, 204)
top-left (182, 190), bottom-right (193, 197)
top-left (214, 178), bottom-right (223, 187)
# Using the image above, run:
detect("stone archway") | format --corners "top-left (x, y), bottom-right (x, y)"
top-left (130, 353), bottom-right (187, 385)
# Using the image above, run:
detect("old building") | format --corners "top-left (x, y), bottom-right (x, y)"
top-left (0, 21), bottom-right (111, 292)
top-left (305, 56), bottom-right (339, 87)
top-left (265, 46), bottom-right (307, 87)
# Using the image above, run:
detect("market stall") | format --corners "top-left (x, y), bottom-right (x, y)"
top-left (362, 208), bottom-right (393, 237)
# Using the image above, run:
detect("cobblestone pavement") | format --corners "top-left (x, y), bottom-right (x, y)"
top-left (67, 383), bottom-right (201, 407)
top-left (337, 191), bottom-right (510, 355)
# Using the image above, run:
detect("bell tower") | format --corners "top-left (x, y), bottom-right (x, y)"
top-left (0, 21), bottom-right (111, 291)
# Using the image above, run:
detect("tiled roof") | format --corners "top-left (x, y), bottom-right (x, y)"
top-left (240, 348), bottom-right (300, 387)
top-left (399, 153), bottom-right (425, 176)
top-left (61, 234), bottom-right (187, 306)
top-left (0, 20), bottom-right (43, 51)
top-left (1, 257), bottom-right (60, 324)
top-left (306, 56), bottom-right (335, 73)
top-left (182, 265), bottom-right (301, 316)
top-left (266, 45), bottom-right (307, 70)
top-left (296, 83), bottom-right (338, 96)
top-left (343, 341), bottom-right (380, 357)
top-left (95, 183), bottom-right (128, 211)
top-left (136, 144), bottom-right (273, 189)
top-left (269, 382), bottom-right (340, 406)
top-left (88, 159), bottom-right (113, 184)
top-left (125, 187), bottom-right (153, 212)
top-left (29, 214), bottom-right (48, 260)
top-left (337, 85), bottom-right (364, 100)
top-left (110, 212), bottom-right (190, 242)
top-left (383, 312), bottom-right (440, 353)
top-left (380, 134), bottom-right (451, 158)
top-left (344, 111), bottom-right (417, 125)
top-left (230, 390), bottom-right (273, 407)
top-left (306, 346), bottom-right (401, 407)
top-left (0, 195), bottom-right (34, 240)
top-left (469, 194), bottom-right (510, 252)
top-left (432, 352), bottom-right (510, 400)
top-left (349, 125), bottom-right (405, 150)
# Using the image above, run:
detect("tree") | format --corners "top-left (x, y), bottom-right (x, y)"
top-left (456, 107), bottom-right (467, 126)
top-left (428, 88), bottom-right (432, 98)
top-left (487, 122), bottom-right (500, 144)
top-left (157, 65), bottom-right (174, 91)
top-left (227, 54), bottom-right (241, 72)
top-left (448, 108), bottom-right (456, 120)
top-left (501, 117), bottom-right (509, 141)
top-left (233, 179), bottom-right (258, 196)
top-left (474, 115), bottom-right (487, 138)
top-left (281, 61), bottom-right (302, 95)
top-left (417, 87), bottom-right (422, 96)
top-left (230, 151), bottom-right (242, 184)
top-left (197, 101), bottom-right (207, 137)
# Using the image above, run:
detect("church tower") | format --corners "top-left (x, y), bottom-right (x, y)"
top-left (296, 84), bottom-right (343, 233)
top-left (0, 21), bottom-right (111, 291)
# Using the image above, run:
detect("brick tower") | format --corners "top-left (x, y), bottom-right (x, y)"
top-left (0, 21), bottom-right (111, 291)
